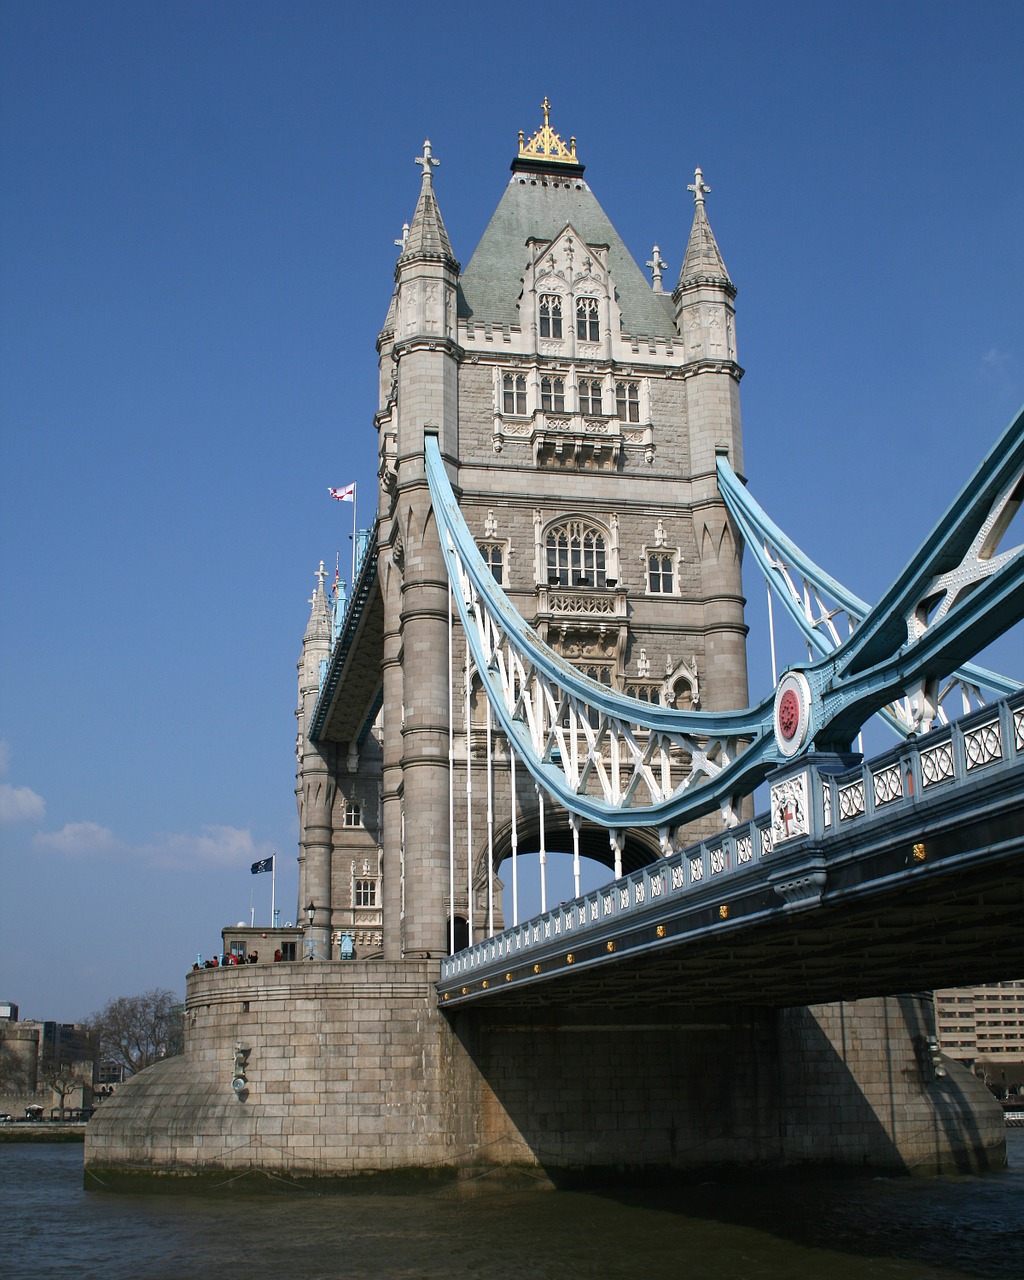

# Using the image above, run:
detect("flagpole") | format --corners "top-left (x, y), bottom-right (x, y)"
top-left (249, 887), bottom-right (254, 928)
top-left (351, 484), bottom-right (358, 586)
top-left (271, 854), bottom-right (276, 929)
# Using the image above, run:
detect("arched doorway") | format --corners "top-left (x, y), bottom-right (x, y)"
top-left (446, 915), bottom-right (470, 954)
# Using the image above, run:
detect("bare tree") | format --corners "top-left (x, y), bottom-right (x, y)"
top-left (85, 988), bottom-right (184, 1077)
top-left (38, 1052), bottom-right (91, 1119)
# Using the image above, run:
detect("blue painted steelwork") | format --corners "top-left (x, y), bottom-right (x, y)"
top-left (716, 452), bottom-right (1020, 735)
top-left (425, 434), bottom-right (779, 828)
top-left (806, 407), bottom-right (1023, 747)
top-left (437, 691), bottom-right (1024, 1001)
top-left (425, 408), bottom-right (1023, 825)
top-left (308, 519), bottom-right (380, 743)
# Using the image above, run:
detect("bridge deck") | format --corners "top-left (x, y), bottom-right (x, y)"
top-left (437, 695), bottom-right (1024, 1012)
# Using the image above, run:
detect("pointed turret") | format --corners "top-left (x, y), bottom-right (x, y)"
top-left (397, 140), bottom-right (459, 270)
top-left (382, 139), bottom-right (463, 957)
top-left (673, 167), bottom-right (739, 370)
top-left (295, 560), bottom-right (337, 959)
top-left (303, 559), bottom-right (332, 644)
top-left (675, 168), bottom-right (734, 295)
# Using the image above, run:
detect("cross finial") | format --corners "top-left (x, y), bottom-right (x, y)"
top-left (647, 244), bottom-right (668, 293)
top-left (541, 96), bottom-right (551, 127)
top-left (316, 559), bottom-right (327, 593)
top-left (688, 166), bottom-right (711, 206)
top-left (394, 222), bottom-right (409, 250)
top-left (415, 139), bottom-right (440, 183)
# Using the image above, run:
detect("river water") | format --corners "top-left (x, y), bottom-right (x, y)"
top-left (3, 1133), bottom-right (1023, 1279)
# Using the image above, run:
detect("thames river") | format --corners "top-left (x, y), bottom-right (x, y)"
top-left (4, 1133), bottom-right (1023, 1279)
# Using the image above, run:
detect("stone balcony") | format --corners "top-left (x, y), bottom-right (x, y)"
top-left (491, 411), bottom-right (654, 467)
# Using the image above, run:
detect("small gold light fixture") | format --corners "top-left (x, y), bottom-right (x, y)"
top-left (566, 953), bottom-right (574, 964)
top-left (443, 993), bottom-right (449, 1001)
top-left (505, 972), bottom-right (512, 982)
top-left (656, 925), bottom-right (666, 939)
top-left (719, 904), bottom-right (730, 920)
top-left (913, 842), bottom-right (927, 863)
top-left (461, 986), bottom-right (468, 995)
top-left (481, 979), bottom-right (489, 989)
top-left (606, 940), bottom-right (616, 953)
top-left (533, 964), bottom-right (541, 974)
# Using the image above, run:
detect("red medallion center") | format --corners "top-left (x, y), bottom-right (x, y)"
top-left (778, 688), bottom-right (801, 740)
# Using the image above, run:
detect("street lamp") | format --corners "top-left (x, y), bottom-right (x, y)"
top-left (305, 900), bottom-right (316, 959)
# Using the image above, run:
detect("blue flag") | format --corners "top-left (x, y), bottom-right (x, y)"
top-left (251, 857), bottom-right (274, 875)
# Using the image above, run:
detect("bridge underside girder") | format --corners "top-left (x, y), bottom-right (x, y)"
top-left (312, 580), bottom-right (384, 746)
top-left (440, 770), bottom-right (1024, 1014)
top-left (453, 865), bottom-right (1023, 1016)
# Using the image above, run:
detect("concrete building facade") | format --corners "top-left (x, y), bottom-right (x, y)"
top-left (936, 981), bottom-right (1024, 1093)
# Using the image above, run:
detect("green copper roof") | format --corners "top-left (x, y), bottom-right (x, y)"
top-left (457, 174), bottom-right (676, 339)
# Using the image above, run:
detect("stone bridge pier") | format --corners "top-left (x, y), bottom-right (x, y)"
top-left (85, 963), bottom-right (1003, 1188)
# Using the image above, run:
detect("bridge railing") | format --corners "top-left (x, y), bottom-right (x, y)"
top-left (823, 691), bottom-right (1024, 834)
top-left (438, 691), bottom-right (1024, 986)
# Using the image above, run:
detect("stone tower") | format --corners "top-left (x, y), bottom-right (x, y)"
top-left (365, 105), bottom-right (750, 955)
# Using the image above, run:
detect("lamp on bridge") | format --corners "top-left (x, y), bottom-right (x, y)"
top-left (305, 900), bottom-right (316, 960)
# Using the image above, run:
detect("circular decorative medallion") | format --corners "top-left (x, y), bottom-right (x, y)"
top-left (774, 671), bottom-right (812, 758)
top-left (777, 689), bottom-right (801, 740)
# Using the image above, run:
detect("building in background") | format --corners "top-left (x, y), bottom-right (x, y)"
top-left (0, 1004), bottom-right (97, 1118)
top-left (936, 981), bottom-right (1024, 1094)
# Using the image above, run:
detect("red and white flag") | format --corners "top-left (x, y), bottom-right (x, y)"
top-left (329, 483), bottom-right (355, 502)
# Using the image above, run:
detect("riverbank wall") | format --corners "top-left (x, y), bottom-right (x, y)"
top-left (1, 1123), bottom-right (87, 1143)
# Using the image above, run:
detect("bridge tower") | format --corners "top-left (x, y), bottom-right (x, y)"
top-left (379, 140), bottom-right (462, 957)
top-left (295, 562), bottom-right (335, 956)
top-left (368, 105), bottom-right (752, 958)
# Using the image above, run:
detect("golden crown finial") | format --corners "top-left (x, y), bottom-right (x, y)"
top-left (517, 97), bottom-right (578, 165)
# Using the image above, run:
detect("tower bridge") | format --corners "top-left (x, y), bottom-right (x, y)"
top-left (86, 107), bottom-right (1023, 1189)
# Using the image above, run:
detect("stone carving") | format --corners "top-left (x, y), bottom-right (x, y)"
top-left (770, 772), bottom-right (810, 844)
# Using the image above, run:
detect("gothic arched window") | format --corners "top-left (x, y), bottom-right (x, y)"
top-left (545, 518), bottom-right (607, 588)
top-left (576, 297), bottom-right (600, 342)
top-left (647, 553), bottom-right (674, 593)
top-left (539, 295), bottom-right (563, 339)
top-left (477, 541), bottom-right (505, 585)
top-left (615, 381), bottom-right (640, 422)
top-left (540, 376), bottom-right (565, 413)
top-left (579, 378), bottom-right (603, 415)
top-left (502, 373), bottom-right (527, 415)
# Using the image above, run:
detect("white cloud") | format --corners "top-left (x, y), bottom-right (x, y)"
top-left (30, 818), bottom-right (269, 871)
top-left (0, 741), bottom-right (45, 824)
top-left (139, 824), bottom-right (267, 871)
top-left (982, 347), bottom-right (1013, 370)
top-left (0, 781), bottom-right (46, 825)
top-left (33, 821), bottom-right (120, 857)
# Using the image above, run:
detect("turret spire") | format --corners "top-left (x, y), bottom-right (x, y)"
top-left (675, 166), bottom-right (733, 296)
top-left (304, 560), bottom-right (332, 641)
top-left (399, 139), bottom-right (457, 267)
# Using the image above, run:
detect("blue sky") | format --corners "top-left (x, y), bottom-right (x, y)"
top-left (1, 1), bottom-right (1021, 1023)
